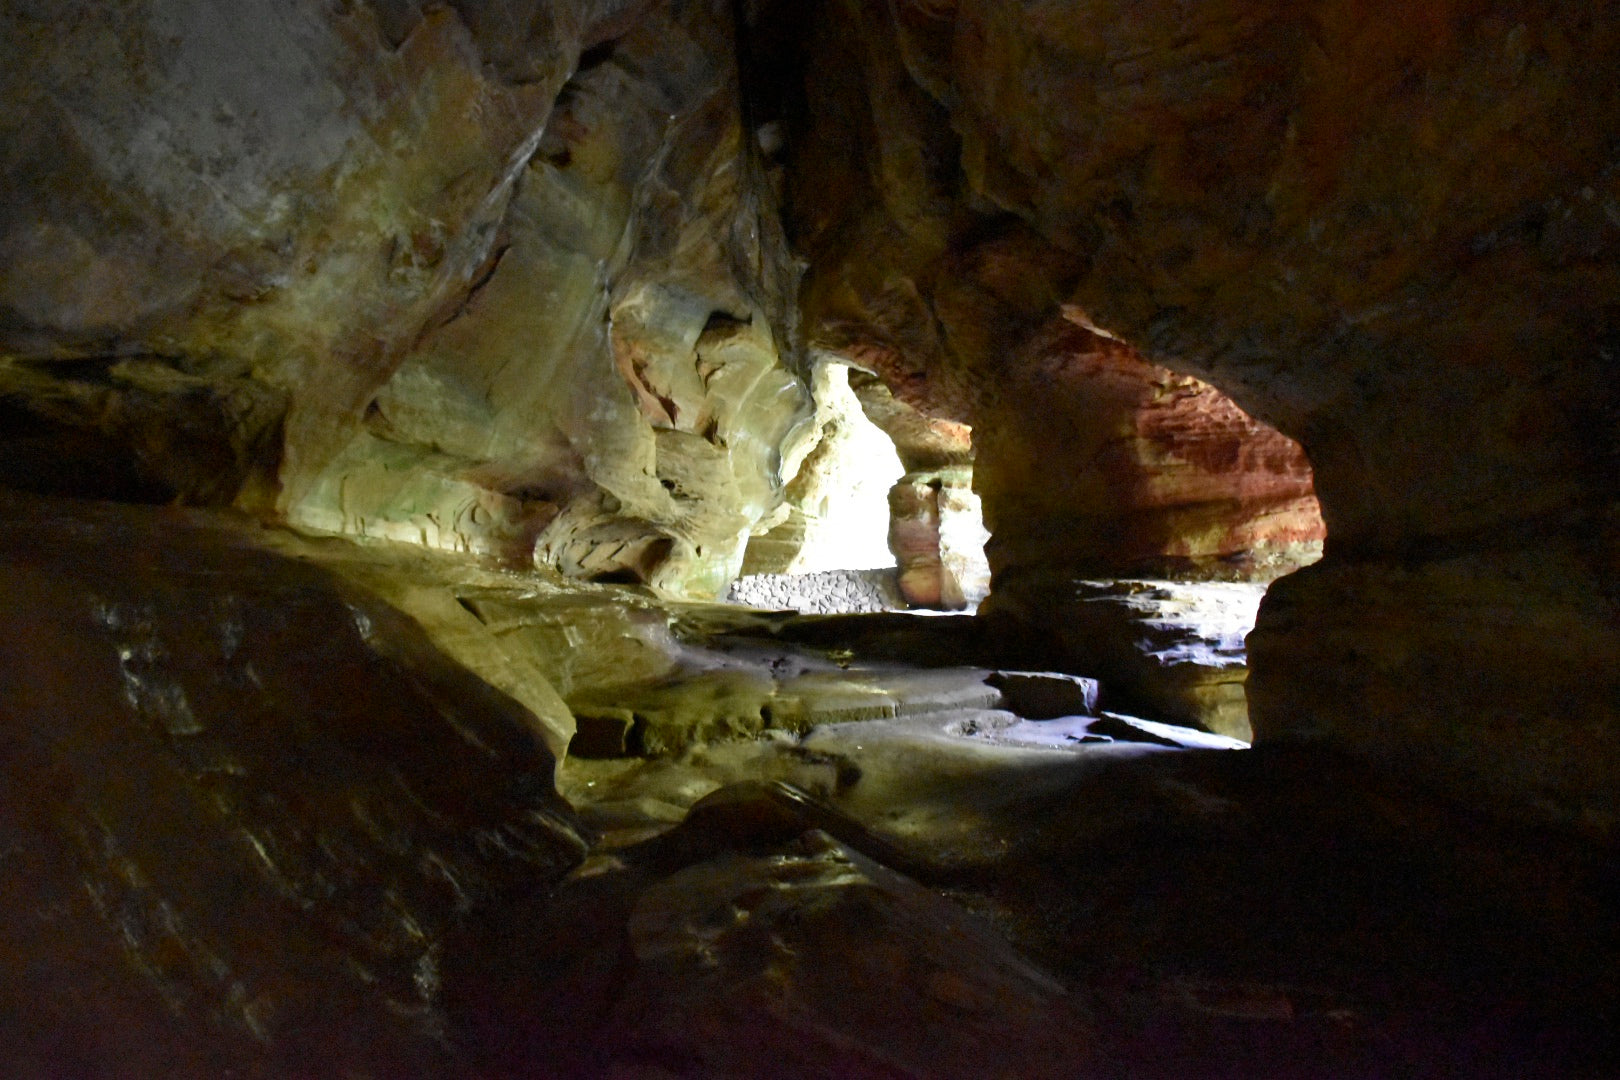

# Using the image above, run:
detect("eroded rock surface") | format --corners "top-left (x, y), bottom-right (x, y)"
top-left (767, 0), bottom-right (1620, 826)
top-left (2, 0), bottom-right (813, 597)
top-left (549, 634), bottom-right (1617, 1080)
top-left (738, 361), bottom-right (904, 578)
top-left (0, 495), bottom-right (585, 1075)
top-left (3, 0), bottom-right (1618, 1074)
top-left (985, 579), bottom-right (1268, 741)
top-left (975, 317), bottom-right (1324, 587)
top-left (607, 831), bottom-right (1091, 1080)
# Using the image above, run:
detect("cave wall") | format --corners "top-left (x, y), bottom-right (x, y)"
top-left (3, 0), bottom-right (1615, 828)
top-left (774, 0), bottom-right (1620, 827)
top-left (776, 0), bottom-right (1325, 584)
top-left (1, 0), bottom-right (812, 596)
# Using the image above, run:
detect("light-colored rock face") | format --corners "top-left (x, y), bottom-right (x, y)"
top-left (1, 0), bottom-right (812, 598)
top-left (3, 1), bottom-right (584, 463)
top-left (740, 361), bottom-right (903, 576)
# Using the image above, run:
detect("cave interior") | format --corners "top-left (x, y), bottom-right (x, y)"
top-left (0, 1), bottom-right (1617, 1077)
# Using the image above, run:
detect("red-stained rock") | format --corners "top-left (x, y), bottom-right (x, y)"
top-left (889, 469), bottom-right (992, 610)
top-left (977, 314), bottom-right (1324, 585)
top-left (771, 0), bottom-right (1620, 828)
top-left (781, 0), bottom-right (1325, 595)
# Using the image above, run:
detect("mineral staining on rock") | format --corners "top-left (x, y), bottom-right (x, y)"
top-left (775, 0), bottom-right (1619, 827)
top-left (974, 317), bottom-right (1325, 588)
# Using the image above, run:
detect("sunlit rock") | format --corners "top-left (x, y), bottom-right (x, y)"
top-left (889, 466), bottom-right (992, 609)
top-left (290, 1), bottom-right (814, 595)
top-left (740, 360), bottom-right (903, 577)
top-left (2, 1), bottom-right (588, 499)
top-left (976, 316), bottom-right (1324, 585)
top-left (568, 638), bottom-right (1005, 757)
top-left (1, 0), bottom-right (813, 598)
top-left (983, 580), bottom-right (1267, 740)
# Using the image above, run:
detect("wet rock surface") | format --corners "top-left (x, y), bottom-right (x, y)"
top-left (2, 0), bottom-right (1618, 1074)
top-left (982, 579), bottom-right (1268, 740)
top-left (552, 698), bottom-right (1618, 1080)
top-left (0, 495), bottom-right (586, 1076)
top-left (603, 830), bottom-right (1091, 1080)
top-left (0, 496), bottom-right (1614, 1077)
top-left (542, 615), bottom-right (1618, 1080)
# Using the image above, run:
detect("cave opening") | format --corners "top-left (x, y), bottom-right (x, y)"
top-left (727, 358), bottom-right (995, 615)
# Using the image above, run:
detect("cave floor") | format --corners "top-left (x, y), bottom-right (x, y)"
top-left (513, 604), bottom-right (1619, 1080)
top-left (2, 497), bottom-right (1613, 1079)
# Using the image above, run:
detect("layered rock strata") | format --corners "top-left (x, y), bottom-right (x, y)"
top-left (769, 0), bottom-right (1620, 828)
top-left (2, 0), bottom-right (812, 597)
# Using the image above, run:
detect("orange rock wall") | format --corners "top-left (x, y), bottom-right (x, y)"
top-left (773, 0), bottom-right (1620, 827)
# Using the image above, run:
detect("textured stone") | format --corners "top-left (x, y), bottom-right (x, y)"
top-left (984, 579), bottom-right (1267, 741)
top-left (986, 671), bottom-right (1101, 720)
top-left (605, 831), bottom-right (1092, 1080)
top-left (768, 0), bottom-right (1620, 826)
top-left (739, 361), bottom-right (903, 577)
top-left (848, 367), bottom-right (974, 473)
top-left (976, 315), bottom-right (1324, 584)
top-left (314, 0), bottom-right (815, 594)
top-left (0, 494), bottom-right (585, 1075)
top-left (888, 466), bottom-right (993, 610)
top-left (1, 0), bottom-right (813, 598)
top-left (6, 2), bottom-right (1619, 1074)
top-left (728, 568), bottom-right (906, 614)
top-left (775, 0), bottom-right (1326, 605)
top-left (568, 652), bottom-right (1005, 757)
